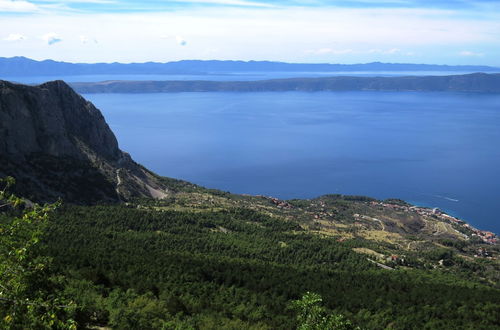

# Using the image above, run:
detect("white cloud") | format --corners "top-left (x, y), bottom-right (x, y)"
top-left (171, 0), bottom-right (276, 8)
top-left (161, 35), bottom-right (188, 46)
top-left (459, 50), bottom-right (484, 57)
top-left (0, 0), bottom-right (38, 12)
top-left (48, 0), bottom-right (116, 3)
top-left (41, 33), bottom-right (62, 45)
top-left (306, 48), bottom-right (355, 55)
top-left (176, 36), bottom-right (187, 46)
top-left (0, 7), bottom-right (498, 64)
top-left (306, 48), bottom-right (406, 56)
top-left (4, 33), bottom-right (26, 41)
top-left (80, 35), bottom-right (98, 44)
top-left (368, 48), bottom-right (401, 54)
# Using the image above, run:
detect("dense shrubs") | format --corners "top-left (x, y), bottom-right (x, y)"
top-left (39, 204), bottom-right (500, 329)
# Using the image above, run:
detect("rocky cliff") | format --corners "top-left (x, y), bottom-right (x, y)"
top-left (0, 80), bottom-right (168, 203)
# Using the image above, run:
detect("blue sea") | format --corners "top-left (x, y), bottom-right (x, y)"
top-left (2, 71), bottom-right (482, 84)
top-left (82, 91), bottom-right (500, 234)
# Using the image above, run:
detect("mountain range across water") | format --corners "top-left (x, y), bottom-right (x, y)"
top-left (1, 56), bottom-right (500, 77)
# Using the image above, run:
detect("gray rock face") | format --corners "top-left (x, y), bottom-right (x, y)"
top-left (0, 80), bottom-right (168, 203)
top-left (0, 80), bottom-right (119, 160)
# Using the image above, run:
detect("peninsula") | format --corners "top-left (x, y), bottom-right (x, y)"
top-left (70, 73), bottom-right (500, 94)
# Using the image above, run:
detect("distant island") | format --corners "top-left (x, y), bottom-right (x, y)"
top-left (70, 73), bottom-right (500, 94)
top-left (1, 56), bottom-right (500, 76)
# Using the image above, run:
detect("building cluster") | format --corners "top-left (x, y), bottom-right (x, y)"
top-left (262, 196), bottom-right (294, 209)
top-left (467, 227), bottom-right (498, 245)
top-left (370, 201), bottom-right (498, 245)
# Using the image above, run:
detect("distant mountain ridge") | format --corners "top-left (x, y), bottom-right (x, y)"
top-left (71, 73), bottom-right (500, 94)
top-left (1, 56), bottom-right (499, 76)
top-left (0, 80), bottom-right (170, 203)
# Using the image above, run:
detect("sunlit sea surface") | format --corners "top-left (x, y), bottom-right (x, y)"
top-left (80, 91), bottom-right (500, 234)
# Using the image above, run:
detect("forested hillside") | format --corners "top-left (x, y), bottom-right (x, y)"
top-left (39, 199), bottom-right (499, 329)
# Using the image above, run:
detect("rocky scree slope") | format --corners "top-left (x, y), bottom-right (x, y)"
top-left (0, 80), bottom-right (168, 203)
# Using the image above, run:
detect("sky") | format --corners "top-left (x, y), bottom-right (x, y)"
top-left (1, 0), bottom-right (499, 65)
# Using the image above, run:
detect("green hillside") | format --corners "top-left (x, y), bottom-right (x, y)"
top-left (3, 180), bottom-right (497, 329)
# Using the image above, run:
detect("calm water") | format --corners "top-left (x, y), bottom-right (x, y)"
top-left (84, 91), bottom-right (500, 233)
top-left (2, 71), bottom-right (486, 84)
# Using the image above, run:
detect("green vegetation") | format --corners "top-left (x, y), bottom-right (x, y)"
top-left (39, 203), bottom-right (499, 329)
top-left (290, 292), bottom-right (358, 330)
top-left (1, 178), bottom-right (499, 329)
top-left (0, 178), bottom-right (76, 329)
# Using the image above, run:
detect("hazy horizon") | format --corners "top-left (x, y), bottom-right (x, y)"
top-left (1, 1), bottom-right (499, 66)
top-left (3, 55), bottom-right (500, 67)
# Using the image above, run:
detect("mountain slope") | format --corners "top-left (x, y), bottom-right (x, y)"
top-left (0, 80), bottom-right (168, 203)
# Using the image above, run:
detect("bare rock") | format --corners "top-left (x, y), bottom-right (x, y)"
top-left (0, 80), bottom-right (168, 203)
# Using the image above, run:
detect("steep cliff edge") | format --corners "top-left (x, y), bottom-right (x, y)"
top-left (0, 80), bottom-right (168, 203)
